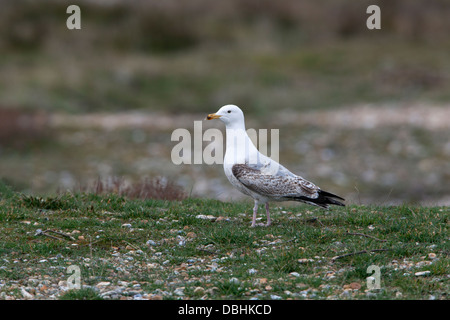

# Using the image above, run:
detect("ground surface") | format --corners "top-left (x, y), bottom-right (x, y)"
top-left (0, 182), bottom-right (448, 300)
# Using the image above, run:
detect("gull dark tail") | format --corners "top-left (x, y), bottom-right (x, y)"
top-left (285, 190), bottom-right (345, 209)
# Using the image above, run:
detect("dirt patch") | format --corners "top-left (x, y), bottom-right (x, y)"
top-left (49, 104), bottom-right (450, 131)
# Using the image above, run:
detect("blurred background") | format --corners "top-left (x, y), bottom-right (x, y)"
top-left (1, 0), bottom-right (449, 205)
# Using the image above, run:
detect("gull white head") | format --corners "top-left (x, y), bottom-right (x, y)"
top-left (207, 104), bottom-right (245, 129)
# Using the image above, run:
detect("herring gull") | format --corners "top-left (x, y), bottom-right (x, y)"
top-left (206, 104), bottom-right (345, 227)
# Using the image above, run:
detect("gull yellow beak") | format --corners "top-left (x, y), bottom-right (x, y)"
top-left (206, 113), bottom-right (221, 120)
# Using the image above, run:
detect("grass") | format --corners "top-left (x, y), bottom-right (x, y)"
top-left (0, 181), bottom-right (448, 300)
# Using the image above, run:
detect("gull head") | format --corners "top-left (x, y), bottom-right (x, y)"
top-left (207, 104), bottom-right (245, 128)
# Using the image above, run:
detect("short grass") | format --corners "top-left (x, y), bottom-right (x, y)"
top-left (0, 181), bottom-right (448, 300)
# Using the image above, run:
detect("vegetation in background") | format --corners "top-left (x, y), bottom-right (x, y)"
top-left (1, 0), bottom-right (449, 114)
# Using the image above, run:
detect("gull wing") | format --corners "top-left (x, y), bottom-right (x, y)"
top-left (232, 163), bottom-right (345, 208)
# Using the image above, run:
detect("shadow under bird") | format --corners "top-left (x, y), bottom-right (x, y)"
top-left (206, 104), bottom-right (345, 227)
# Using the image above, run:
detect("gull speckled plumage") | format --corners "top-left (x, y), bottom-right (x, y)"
top-left (207, 104), bottom-right (344, 227)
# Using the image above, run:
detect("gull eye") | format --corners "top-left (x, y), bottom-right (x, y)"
top-left (227, 110), bottom-right (231, 113)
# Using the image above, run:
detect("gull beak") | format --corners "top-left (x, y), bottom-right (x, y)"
top-left (206, 113), bottom-right (221, 120)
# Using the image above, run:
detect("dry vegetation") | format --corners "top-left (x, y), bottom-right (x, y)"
top-left (0, 108), bottom-right (50, 149)
top-left (77, 177), bottom-right (186, 201)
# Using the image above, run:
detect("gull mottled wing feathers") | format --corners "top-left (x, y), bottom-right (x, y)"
top-left (232, 163), bottom-right (319, 200)
top-left (232, 164), bottom-right (345, 208)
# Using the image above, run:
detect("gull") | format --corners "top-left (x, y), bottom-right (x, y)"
top-left (207, 104), bottom-right (345, 227)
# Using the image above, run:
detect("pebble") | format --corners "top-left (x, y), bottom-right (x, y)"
top-left (343, 282), bottom-right (361, 290)
top-left (96, 281), bottom-right (111, 287)
top-left (21, 288), bottom-right (34, 299)
top-left (193, 287), bottom-right (205, 295)
top-left (248, 268), bottom-right (258, 275)
top-left (174, 287), bottom-right (185, 296)
top-left (205, 287), bottom-right (219, 295)
top-left (195, 214), bottom-right (216, 220)
top-left (298, 258), bottom-right (313, 264)
top-left (270, 294), bottom-right (282, 300)
top-left (340, 290), bottom-right (352, 298)
top-left (428, 253), bottom-right (437, 260)
top-left (414, 271), bottom-right (431, 277)
top-left (258, 278), bottom-right (268, 285)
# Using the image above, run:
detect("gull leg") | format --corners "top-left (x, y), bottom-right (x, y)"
top-left (265, 203), bottom-right (271, 226)
top-left (251, 200), bottom-right (259, 227)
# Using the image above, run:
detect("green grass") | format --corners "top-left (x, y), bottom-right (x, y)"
top-left (0, 181), bottom-right (448, 300)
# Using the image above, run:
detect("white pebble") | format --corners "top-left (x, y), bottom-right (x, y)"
top-left (174, 288), bottom-right (185, 296)
top-left (248, 268), bottom-right (258, 275)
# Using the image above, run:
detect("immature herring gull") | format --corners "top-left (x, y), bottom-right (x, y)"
top-left (207, 104), bottom-right (345, 227)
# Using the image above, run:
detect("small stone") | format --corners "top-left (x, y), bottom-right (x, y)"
top-left (193, 287), bottom-right (205, 295)
top-left (147, 240), bottom-right (157, 246)
top-left (174, 287), bottom-right (185, 296)
top-left (289, 272), bottom-right (300, 277)
top-left (229, 277), bottom-right (240, 285)
top-left (349, 282), bottom-right (361, 290)
top-left (270, 294), bottom-right (282, 300)
top-left (186, 232), bottom-right (197, 238)
top-left (341, 289), bottom-right (352, 298)
top-left (298, 258), bottom-right (313, 264)
top-left (96, 281), bottom-right (111, 287)
top-left (428, 253), bottom-right (437, 260)
top-left (21, 288), bottom-right (34, 299)
top-left (414, 271), bottom-right (431, 277)
top-left (248, 268), bottom-right (258, 275)
top-left (195, 214), bottom-right (216, 220)
top-left (58, 280), bottom-right (68, 287)
top-left (205, 287), bottom-right (219, 295)
top-left (122, 223), bottom-right (132, 228)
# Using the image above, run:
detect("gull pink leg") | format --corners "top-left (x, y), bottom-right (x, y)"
top-left (265, 203), bottom-right (271, 226)
top-left (251, 200), bottom-right (258, 227)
